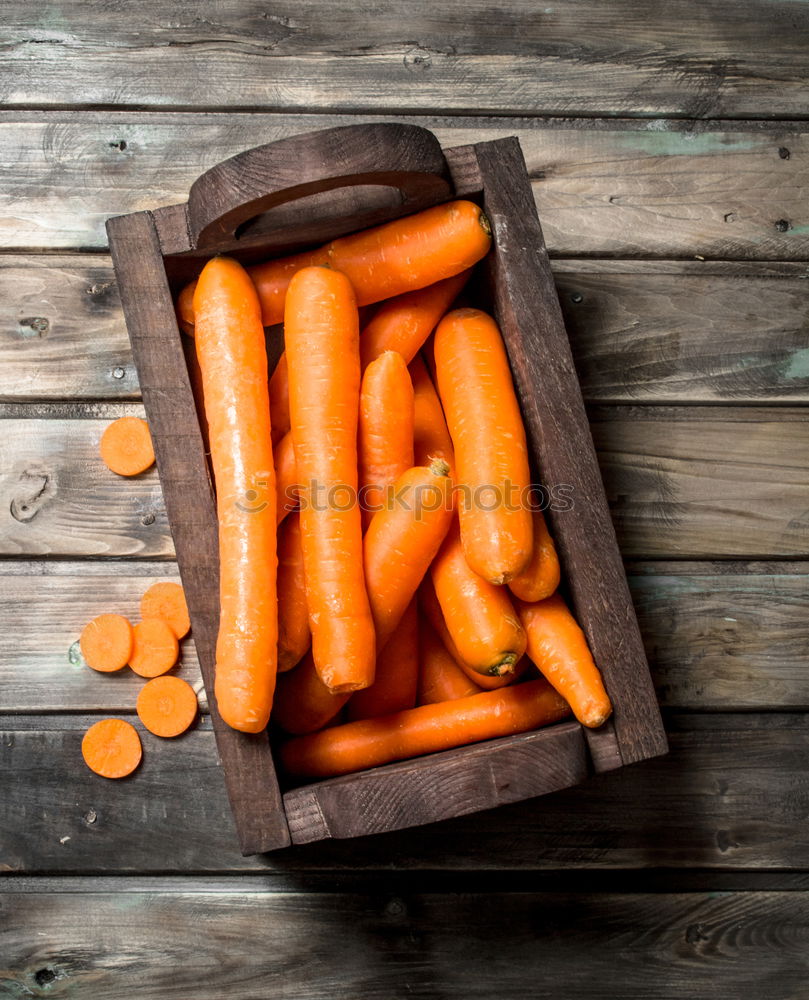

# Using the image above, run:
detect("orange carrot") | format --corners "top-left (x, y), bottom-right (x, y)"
top-left (79, 614), bottom-right (134, 673)
top-left (358, 270), bottom-right (471, 371)
top-left (516, 594), bottom-right (613, 729)
top-left (99, 417), bottom-right (155, 477)
top-left (430, 518), bottom-right (526, 676)
top-left (128, 618), bottom-right (179, 678)
top-left (418, 577), bottom-right (525, 691)
top-left (364, 459), bottom-right (454, 651)
top-left (177, 201), bottom-right (490, 332)
top-left (410, 353), bottom-right (456, 476)
top-left (269, 354), bottom-right (291, 445)
top-left (193, 257), bottom-right (278, 732)
top-left (272, 651), bottom-right (351, 735)
top-left (508, 509), bottom-right (561, 603)
top-left (273, 430), bottom-right (300, 525)
top-left (434, 308), bottom-right (533, 584)
top-left (285, 266), bottom-right (375, 693)
top-left (81, 718), bottom-right (142, 779)
top-left (136, 675), bottom-right (198, 738)
top-left (276, 512), bottom-right (311, 673)
top-left (347, 599), bottom-right (419, 721)
top-left (417, 616), bottom-right (483, 705)
top-left (359, 351), bottom-right (415, 528)
top-left (281, 677), bottom-right (571, 779)
top-left (176, 282), bottom-right (197, 337)
top-left (140, 582), bottom-right (190, 640)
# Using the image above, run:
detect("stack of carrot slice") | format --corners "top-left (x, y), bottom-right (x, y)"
top-left (178, 199), bottom-right (613, 781)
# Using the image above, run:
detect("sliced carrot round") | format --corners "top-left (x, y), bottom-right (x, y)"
top-left (140, 581), bottom-right (190, 639)
top-left (79, 613), bottom-right (134, 673)
top-left (129, 618), bottom-right (179, 678)
top-left (99, 416), bottom-right (155, 476)
top-left (136, 675), bottom-right (198, 738)
top-left (81, 718), bottom-right (142, 779)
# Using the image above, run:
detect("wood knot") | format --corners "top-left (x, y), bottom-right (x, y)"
top-left (17, 316), bottom-right (49, 339)
top-left (108, 139), bottom-right (128, 152)
top-left (404, 47), bottom-right (432, 72)
top-left (10, 467), bottom-right (54, 523)
top-left (775, 219), bottom-right (791, 232)
top-left (34, 967), bottom-right (57, 986)
top-left (778, 147), bottom-right (790, 160)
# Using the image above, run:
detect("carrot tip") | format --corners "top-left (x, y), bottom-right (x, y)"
top-left (478, 211), bottom-right (492, 237)
top-left (428, 458), bottom-right (451, 478)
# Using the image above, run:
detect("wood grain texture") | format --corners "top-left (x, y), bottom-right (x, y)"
top-left (3, 888), bottom-right (808, 1000)
top-left (591, 406), bottom-right (809, 558)
top-left (476, 136), bottom-right (665, 766)
top-left (1, 115), bottom-right (806, 257)
top-left (2, 406), bottom-right (807, 559)
top-left (3, 714), bottom-right (809, 872)
top-left (284, 722), bottom-right (588, 843)
top-left (1, 0), bottom-right (808, 116)
top-left (106, 210), bottom-right (288, 855)
top-left (4, 256), bottom-right (809, 403)
top-left (1, 561), bottom-right (806, 713)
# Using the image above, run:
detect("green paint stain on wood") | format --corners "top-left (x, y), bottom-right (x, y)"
top-left (621, 130), bottom-right (760, 157)
top-left (784, 348), bottom-right (809, 380)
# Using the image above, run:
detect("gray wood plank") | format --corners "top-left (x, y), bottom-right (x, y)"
top-left (2, 713), bottom-right (809, 872)
top-left (0, 560), bottom-right (806, 713)
top-left (1, 0), bottom-right (808, 116)
top-left (2, 887), bottom-right (808, 1000)
top-left (4, 256), bottom-right (809, 403)
top-left (0, 116), bottom-right (806, 257)
top-left (2, 407), bottom-right (807, 559)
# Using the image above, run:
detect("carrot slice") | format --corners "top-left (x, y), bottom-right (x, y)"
top-left (508, 509), bottom-right (561, 603)
top-left (79, 613), bottom-right (134, 673)
top-left (140, 582), bottom-right (190, 640)
top-left (277, 512), bottom-right (311, 673)
top-left (516, 594), bottom-right (613, 729)
top-left (281, 678), bottom-right (571, 780)
top-left (410, 353), bottom-right (456, 476)
top-left (99, 417), bottom-right (155, 477)
top-left (363, 460), bottom-right (454, 651)
top-left (429, 518), bottom-right (526, 676)
top-left (136, 675), bottom-right (198, 738)
top-left (347, 599), bottom-right (419, 721)
top-left (359, 351), bottom-right (415, 529)
top-left (285, 266), bottom-right (376, 694)
top-left (128, 618), bottom-right (179, 678)
top-left (434, 308), bottom-right (533, 584)
top-left (272, 651), bottom-right (352, 735)
top-left (81, 719), bottom-right (142, 779)
top-left (417, 616), bottom-right (483, 705)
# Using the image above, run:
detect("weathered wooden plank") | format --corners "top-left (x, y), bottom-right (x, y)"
top-left (2, 888), bottom-right (808, 1000)
top-left (2, 408), bottom-right (807, 558)
top-left (2, 714), bottom-right (809, 871)
top-left (0, 116), bottom-right (806, 257)
top-left (4, 256), bottom-right (809, 403)
top-left (1, 561), bottom-right (806, 713)
top-left (1, 0), bottom-right (808, 117)
top-left (0, 255), bottom-right (138, 401)
top-left (0, 561), bottom-right (203, 713)
top-left (590, 406), bottom-right (809, 558)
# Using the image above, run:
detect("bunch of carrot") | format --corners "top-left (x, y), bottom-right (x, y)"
top-left (179, 198), bottom-right (613, 781)
top-left (77, 581), bottom-right (199, 778)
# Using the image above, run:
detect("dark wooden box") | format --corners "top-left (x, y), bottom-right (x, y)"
top-left (106, 123), bottom-right (667, 856)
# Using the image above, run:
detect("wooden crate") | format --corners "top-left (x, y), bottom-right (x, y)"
top-left (106, 122), bottom-right (667, 856)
